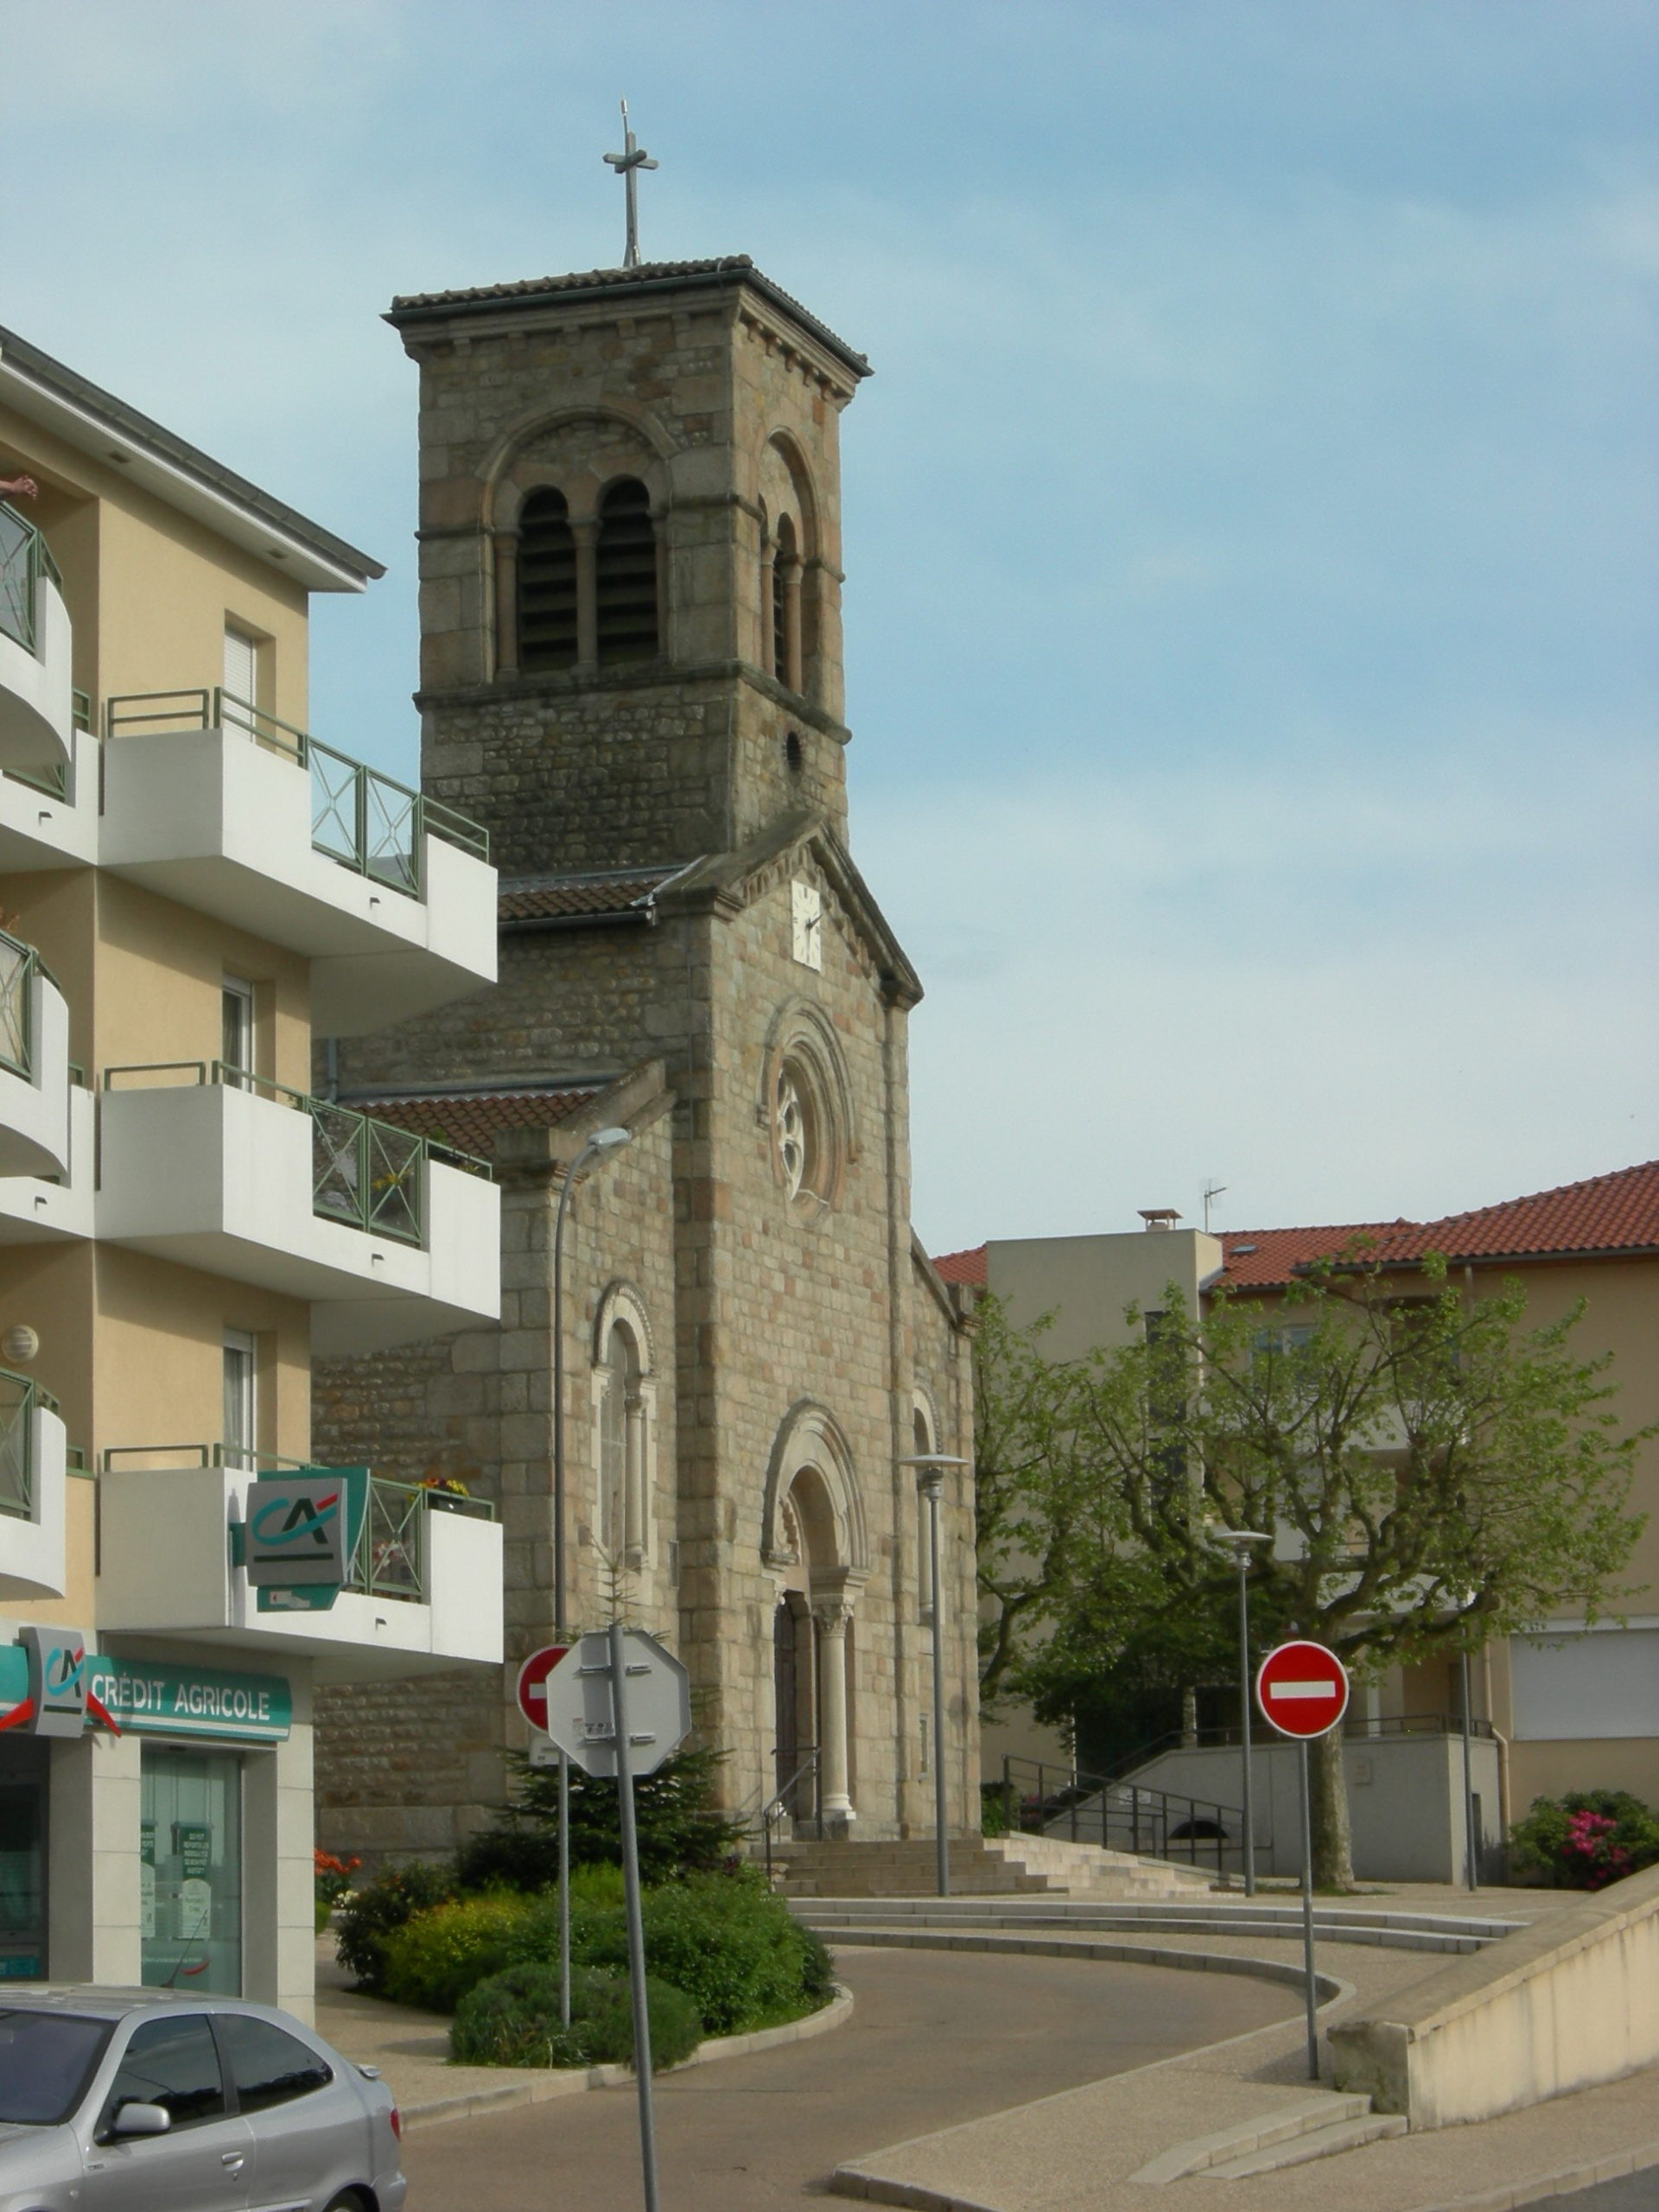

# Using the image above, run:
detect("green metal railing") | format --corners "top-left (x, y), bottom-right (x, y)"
top-left (0, 926), bottom-right (60, 1082)
top-left (102, 686), bottom-right (489, 898)
top-left (0, 1368), bottom-right (59, 1522)
top-left (0, 501), bottom-right (61, 657)
top-left (100, 1058), bottom-right (492, 1249)
top-left (343, 1474), bottom-right (493, 1605)
top-left (3, 696), bottom-right (83, 808)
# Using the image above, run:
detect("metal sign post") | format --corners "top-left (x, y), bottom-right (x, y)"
top-left (1255, 1638), bottom-right (1351, 2083)
top-left (536, 1626), bottom-right (690, 2212)
top-left (607, 1619), bottom-right (660, 2212)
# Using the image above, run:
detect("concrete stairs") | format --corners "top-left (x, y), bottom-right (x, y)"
top-left (792, 1894), bottom-right (1517, 1953)
top-left (762, 1834), bottom-right (1217, 1902)
top-left (1129, 2091), bottom-right (1408, 2182)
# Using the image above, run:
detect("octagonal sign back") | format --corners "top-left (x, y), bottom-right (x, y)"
top-left (531, 1627), bottom-right (691, 1778)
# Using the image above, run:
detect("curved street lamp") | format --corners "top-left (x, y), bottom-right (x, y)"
top-left (1209, 1527), bottom-right (1273, 1896)
top-left (900, 1452), bottom-right (969, 1898)
top-left (550, 1123), bottom-right (632, 2024)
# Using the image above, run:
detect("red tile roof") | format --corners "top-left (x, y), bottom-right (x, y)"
top-left (347, 1086), bottom-right (605, 1159)
top-left (933, 1165), bottom-right (1659, 1296)
top-left (1221, 1162), bottom-right (1659, 1287)
top-left (499, 868), bottom-right (678, 924)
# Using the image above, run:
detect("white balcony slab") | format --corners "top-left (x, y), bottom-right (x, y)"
top-left (97, 1082), bottom-right (500, 1353)
top-left (0, 1404), bottom-right (67, 1601)
top-left (95, 1465), bottom-right (504, 1681)
top-left (0, 577), bottom-right (74, 774)
top-left (99, 726), bottom-right (496, 1033)
top-left (0, 1083), bottom-right (94, 1245)
top-left (0, 731), bottom-right (97, 876)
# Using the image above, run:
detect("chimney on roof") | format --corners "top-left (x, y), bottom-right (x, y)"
top-left (1139, 1208), bottom-right (1181, 1232)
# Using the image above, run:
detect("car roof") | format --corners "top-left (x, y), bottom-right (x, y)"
top-left (0, 1989), bottom-right (291, 2025)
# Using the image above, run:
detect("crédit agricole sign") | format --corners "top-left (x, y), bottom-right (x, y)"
top-left (0, 1643), bottom-right (290, 1745)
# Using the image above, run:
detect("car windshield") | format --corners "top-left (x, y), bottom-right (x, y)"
top-left (0, 2010), bottom-right (112, 2126)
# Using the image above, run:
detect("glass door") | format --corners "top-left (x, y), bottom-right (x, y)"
top-left (140, 1746), bottom-right (243, 1995)
top-left (0, 1740), bottom-right (48, 1980)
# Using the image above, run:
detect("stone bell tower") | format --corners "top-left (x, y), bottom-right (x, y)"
top-left (313, 255), bottom-right (980, 1865)
top-left (387, 256), bottom-right (872, 876)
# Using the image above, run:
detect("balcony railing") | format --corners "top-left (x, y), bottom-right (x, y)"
top-left (100, 1059), bottom-right (492, 1249)
top-left (0, 928), bottom-right (59, 1081)
top-left (0, 1369), bottom-right (59, 1522)
top-left (0, 502), bottom-right (60, 658)
top-left (344, 1474), bottom-right (494, 1605)
top-left (3, 698), bottom-right (82, 806)
top-left (102, 687), bottom-right (489, 897)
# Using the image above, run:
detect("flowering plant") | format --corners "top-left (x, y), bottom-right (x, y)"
top-left (315, 1847), bottom-right (361, 1910)
top-left (419, 1473), bottom-right (471, 1498)
top-left (1510, 1791), bottom-right (1659, 1890)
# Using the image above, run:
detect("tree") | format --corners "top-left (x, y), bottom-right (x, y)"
top-left (982, 1255), bottom-right (1649, 1886)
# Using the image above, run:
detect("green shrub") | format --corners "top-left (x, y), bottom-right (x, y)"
top-left (457, 1745), bottom-right (747, 1891)
top-left (334, 1858), bottom-right (459, 1993)
top-left (380, 1894), bottom-right (536, 2013)
top-left (449, 1962), bottom-right (702, 2071)
top-left (636, 1868), bottom-right (825, 2035)
top-left (1510, 1790), bottom-right (1659, 1890)
top-left (980, 1782), bottom-right (1011, 1837)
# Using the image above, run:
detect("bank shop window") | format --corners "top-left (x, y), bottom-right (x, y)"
top-left (140, 1747), bottom-right (243, 1996)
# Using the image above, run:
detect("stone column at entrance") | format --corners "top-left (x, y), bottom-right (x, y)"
top-left (814, 1599), bottom-right (855, 1831)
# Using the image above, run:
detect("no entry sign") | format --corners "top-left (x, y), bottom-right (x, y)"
top-left (1255, 1639), bottom-right (1350, 1740)
top-left (515, 1644), bottom-right (570, 1736)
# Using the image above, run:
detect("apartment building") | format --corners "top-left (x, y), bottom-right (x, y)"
top-left (939, 1163), bottom-right (1659, 1879)
top-left (0, 326), bottom-right (503, 2018)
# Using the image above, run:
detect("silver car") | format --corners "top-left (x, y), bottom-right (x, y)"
top-left (0, 1986), bottom-right (407, 2211)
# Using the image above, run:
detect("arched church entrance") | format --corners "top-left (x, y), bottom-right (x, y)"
top-left (762, 1404), bottom-right (868, 1838)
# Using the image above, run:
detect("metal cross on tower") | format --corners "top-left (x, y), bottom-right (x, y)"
top-left (603, 99), bottom-right (658, 270)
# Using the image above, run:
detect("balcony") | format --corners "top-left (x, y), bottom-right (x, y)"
top-left (94, 1455), bottom-right (503, 1680)
top-left (0, 1080), bottom-right (94, 1246)
top-left (0, 931), bottom-right (73, 1179)
top-left (0, 1370), bottom-right (68, 1601)
top-left (0, 709), bottom-right (99, 875)
top-left (97, 1065), bottom-right (500, 1353)
top-left (0, 504), bottom-right (74, 775)
top-left (99, 689), bottom-right (496, 1033)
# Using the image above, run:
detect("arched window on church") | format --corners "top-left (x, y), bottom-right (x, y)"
top-left (771, 514), bottom-right (798, 690)
top-left (595, 478), bottom-right (659, 664)
top-left (598, 1317), bottom-right (649, 1568)
top-left (516, 488), bottom-right (578, 671)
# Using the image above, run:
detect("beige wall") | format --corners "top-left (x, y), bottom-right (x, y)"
top-left (0, 401), bottom-right (310, 728)
top-left (987, 1228), bottom-right (1224, 1362)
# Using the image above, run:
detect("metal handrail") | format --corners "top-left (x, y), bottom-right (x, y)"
top-left (0, 500), bottom-right (60, 656)
top-left (0, 1367), bottom-right (56, 1524)
top-left (99, 1058), bottom-right (493, 1251)
top-left (1001, 1755), bottom-right (1249, 1876)
top-left (101, 686), bottom-right (491, 893)
top-left (761, 1747), bottom-right (822, 1878)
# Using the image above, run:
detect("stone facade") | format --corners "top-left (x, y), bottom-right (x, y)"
top-left (313, 258), bottom-right (976, 1862)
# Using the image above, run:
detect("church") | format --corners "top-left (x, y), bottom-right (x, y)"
top-left (311, 252), bottom-right (980, 1862)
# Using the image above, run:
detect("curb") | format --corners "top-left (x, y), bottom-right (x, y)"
top-left (817, 1924), bottom-right (1347, 2005)
top-left (399, 1983), bottom-right (854, 2133)
top-left (1416, 2135), bottom-right (1659, 2211)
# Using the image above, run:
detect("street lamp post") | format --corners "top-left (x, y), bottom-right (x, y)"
top-left (551, 1124), bottom-right (632, 2027)
top-left (900, 1454), bottom-right (969, 1899)
top-left (1210, 1529), bottom-right (1273, 1896)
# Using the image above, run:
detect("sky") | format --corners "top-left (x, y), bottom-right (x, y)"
top-left (3, 0), bottom-right (1656, 1255)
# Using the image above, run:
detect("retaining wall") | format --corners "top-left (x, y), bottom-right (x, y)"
top-left (1329, 1859), bottom-right (1659, 2128)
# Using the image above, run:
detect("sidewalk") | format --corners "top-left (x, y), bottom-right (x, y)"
top-left (826, 1885), bottom-right (1659, 2212)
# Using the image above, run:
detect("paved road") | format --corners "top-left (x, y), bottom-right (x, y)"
top-left (402, 1944), bottom-right (1297, 2210)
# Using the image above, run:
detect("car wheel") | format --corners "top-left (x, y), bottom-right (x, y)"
top-left (321, 2195), bottom-right (368, 2212)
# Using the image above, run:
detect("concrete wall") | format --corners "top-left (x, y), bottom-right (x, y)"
top-left (1110, 1732), bottom-right (1503, 1884)
top-left (1331, 1859), bottom-right (1659, 2127)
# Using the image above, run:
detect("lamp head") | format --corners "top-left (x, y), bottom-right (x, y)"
top-left (589, 1126), bottom-right (632, 1153)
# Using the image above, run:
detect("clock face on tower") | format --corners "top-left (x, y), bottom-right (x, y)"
top-left (791, 880), bottom-right (823, 971)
